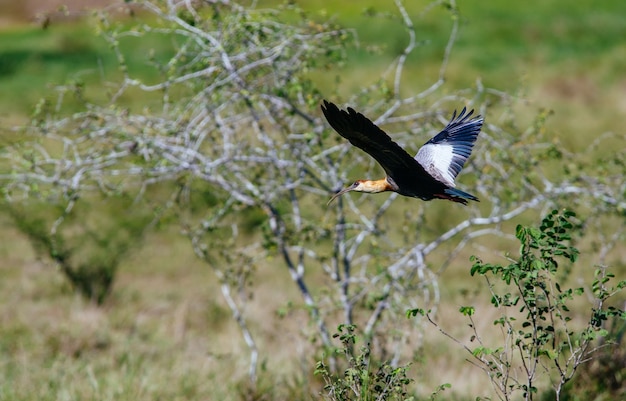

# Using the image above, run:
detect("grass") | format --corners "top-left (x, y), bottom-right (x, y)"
top-left (296, 0), bottom-right (626, 152)
top-left (0, 221), bottom-right (238, 400)
top-left (0, 23), bottom-right (106, 119)
top-left (0, 17), bottom-right (175, 122)
top-left (0, 1), bottom-right (625, 400)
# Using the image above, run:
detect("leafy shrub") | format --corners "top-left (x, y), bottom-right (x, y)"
top-left (409, 210), bottom-right (626, 400)
top-left (316, 324), bottom-right (416, 401)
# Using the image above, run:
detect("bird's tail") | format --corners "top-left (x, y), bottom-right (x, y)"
top-left (443, 188), bottom-right (479, 205)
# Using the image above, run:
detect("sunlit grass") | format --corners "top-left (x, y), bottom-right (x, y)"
top-left (0, 17), bottom-right (176, 121)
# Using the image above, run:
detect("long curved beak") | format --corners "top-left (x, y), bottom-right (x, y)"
top-left (327, 183), bottom-right (357, 205)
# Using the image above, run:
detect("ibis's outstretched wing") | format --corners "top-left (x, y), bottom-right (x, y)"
top-left (321, 100), bottom-right (426, 180)
top-left (415, 107), bottom-right (483, 187)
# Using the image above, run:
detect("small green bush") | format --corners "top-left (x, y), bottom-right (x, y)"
top-left (409, 210), bottom-right (626, 401)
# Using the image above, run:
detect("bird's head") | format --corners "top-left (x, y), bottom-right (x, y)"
top-left (328, 179), bottom-right (390, 205)
top-left (327, 180), bottom-right (363, 205)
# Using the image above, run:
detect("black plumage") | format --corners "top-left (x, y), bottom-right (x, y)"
top-left (321, 100), bottom-right (483, 205)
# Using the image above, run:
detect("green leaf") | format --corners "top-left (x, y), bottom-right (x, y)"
top-left (406, 308), bottom-right (426, 318)
top-left (470, 264), bottom-right (480, 276)
top-left (528, 227), bottom-right (542, 240)
top-left (515, 224), bottom-right (525, 241)
top-left (472, 346), bottom-right (487, 357)
top-left (459, 306), bottom-right (475, 316)
top-left (531, 259), bottom-right (544, 271)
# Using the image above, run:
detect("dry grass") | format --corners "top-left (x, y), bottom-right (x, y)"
top-left (3, 206), bottom-right (622, 399)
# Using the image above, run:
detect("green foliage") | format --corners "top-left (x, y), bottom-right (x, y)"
top-left (466, 210), bottom-right (626, 400)
top-left (559, 318), bottom-right (626, 401)
top-left (409, 210), bottom-right (626, 400)
top-left (459, 306), bottom-right (475, 317)
top-left (316, 324), bottom-right (414, 401)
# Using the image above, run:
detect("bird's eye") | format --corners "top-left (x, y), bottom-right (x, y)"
top-left (353, 181), bottom-right (360, 186)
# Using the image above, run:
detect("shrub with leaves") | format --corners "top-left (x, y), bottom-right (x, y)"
top-left (559, 316), bottom-right (626, 400)
top-left (316, 324), bottom-right (416, 401)
top-left (410, 210), bottom-right (626, 401)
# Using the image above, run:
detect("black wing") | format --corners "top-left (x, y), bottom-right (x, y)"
top-left (321, 100), bottom-right (427, 180)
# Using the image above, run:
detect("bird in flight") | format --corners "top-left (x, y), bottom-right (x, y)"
top-left (321, 100), bottom-right (483, 205)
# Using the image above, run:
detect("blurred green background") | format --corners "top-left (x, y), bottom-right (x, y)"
top-left (2, 0), bottom-right (625, 137)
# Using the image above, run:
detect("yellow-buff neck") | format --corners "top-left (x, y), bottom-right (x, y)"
top-left (328, 178), bottom-right (393, 204)
top-left (355, 179), bottom-right (393, 193)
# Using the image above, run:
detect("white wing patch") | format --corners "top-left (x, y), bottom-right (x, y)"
top-left (415, 143), bottom-right (456, 187)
